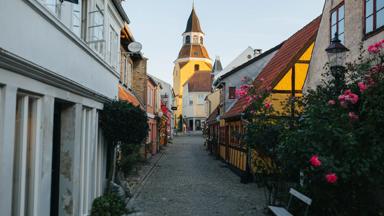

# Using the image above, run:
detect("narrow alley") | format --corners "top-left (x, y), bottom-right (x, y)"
top-left (128, 135), bottom-right (266, 216)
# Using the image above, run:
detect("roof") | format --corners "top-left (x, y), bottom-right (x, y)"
top-left (222, 16), bottom-right (321, 119)
top-left (112, 0), bottom-right (130, 24)
top-left (254, 16), bottom-right (321, 91)
top-left (184, 71), bottom-right (212, 92)
top-left (216, 43), bottom-right (283, 82)
top-left (178, 44), bottom-right (210, 59)
top-left (147, 75), bottom-right (158, 86)
top-left (206, 106), bottom-right (220, 125)
top-left (212, 57), bottom-right (223, 73)
top-left (185, 8), bottom-right (203, 33)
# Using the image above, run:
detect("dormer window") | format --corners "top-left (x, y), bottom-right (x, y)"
top-left (186, 36), bottom-right (191, 44)
top-left (200, 37), bottom-right (204, 45)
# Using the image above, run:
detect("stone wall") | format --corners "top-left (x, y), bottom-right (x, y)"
top-left (132, 57), bottom-right (148, 107)
top-left (304, 0), bottom-right (384, 91)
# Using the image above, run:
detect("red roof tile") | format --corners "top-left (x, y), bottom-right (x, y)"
top-left (185, 71), bottom-right (212, 92)
top-left (222, 16), bottom-right (321, 119)
top-left (207, 106), bottom-right (220, 124)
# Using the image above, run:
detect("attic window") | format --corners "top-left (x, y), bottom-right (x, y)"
top-left (194, 52), bottom-right (199, 56)
top-left (194, 64), bottom-right (200, 71)
top-left (186, 36), bottom-right (191, 44)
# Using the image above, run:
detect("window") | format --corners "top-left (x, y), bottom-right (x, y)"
top-left (71, 1), bottom-right (82, 37)
top-left (228, 87), bottom-right (236, 99)
top-left (197, 94), bottom-right (205, 105)
top-left (194, 64), bottom-right (200, 71)
top-left (330, 3), bottom-right (345, 43)
top-left (189, 96), bottom-right (193, 105)
top-left (365, 0), bottom-right (384, 35)
top-left (88, 0), bottom-right (105, 56)
top-left (39, 0), bottom-right (59, 15)
top-left (193, 35), bottom-right (198, 44)
top-left (12, 93), bottom-right (41, 216)
top-left (200, 37), bottom-right (204, 45)
top-left (108, 25), bottom-right (119, 69)
top-left (147, 88), bottom-right (153, 107)
top-left (186, 36), bottom-right (191, 44)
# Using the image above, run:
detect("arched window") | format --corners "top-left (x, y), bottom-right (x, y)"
top-left (200, 37), bottom-right (204, 45)
top-left (185, 36), bottom-right (191, 44)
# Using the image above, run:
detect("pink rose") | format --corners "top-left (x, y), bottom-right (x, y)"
top-left (264, 102), bottom-right (272, 109)
top-left (309, 155), bottom-right (321, 167)
top-left (328, 100), bottom-right (336, 106)
top-left (349, 112), bottom-right (359, 121)
top-left (326, 173), bottom-right (338, 184)
top-left (358, 82), bottom-right (367, 93)
top-left (348, 93), bottom-right (359, 104)
top-left (246, 96), bottom-right (253, 104)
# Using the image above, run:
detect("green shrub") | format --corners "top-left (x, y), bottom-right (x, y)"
top-left (90, 193), bottom-right (127, 216)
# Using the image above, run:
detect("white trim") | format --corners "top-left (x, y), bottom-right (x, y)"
top-left (175, 57), bottom-right (212, 64)
top-left (0, 48), bottom-right (112, 104)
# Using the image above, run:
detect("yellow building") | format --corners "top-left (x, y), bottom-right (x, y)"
top-left (173, 6), bottom-right (212, 128)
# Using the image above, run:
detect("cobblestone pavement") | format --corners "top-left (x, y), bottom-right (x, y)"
top-left (127, 135), bottom-right (267, 216)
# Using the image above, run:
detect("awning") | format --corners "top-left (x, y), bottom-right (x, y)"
top-left (118, 86), bottom-right (141, 107)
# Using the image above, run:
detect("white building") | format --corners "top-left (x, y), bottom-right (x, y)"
top-left (0, 0), bottom-right (129, 215)
top-left (182, 71), bottom-right (212, 132)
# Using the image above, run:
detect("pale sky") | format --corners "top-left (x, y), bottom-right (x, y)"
top-left (122, 1), bottom-right (325, 85)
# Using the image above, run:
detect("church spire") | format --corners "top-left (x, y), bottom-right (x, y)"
top-left (184, 6), bottom-right (203, 33)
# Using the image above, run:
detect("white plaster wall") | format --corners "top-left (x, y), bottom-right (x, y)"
top-left (305, 0), bottom-right (384, 91)
top-left (0, 0), bottom-right (121, 99)
top-left (221, 50), bottom-right (277, 111)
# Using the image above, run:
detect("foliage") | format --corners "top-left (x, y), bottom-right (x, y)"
top-left (90, 193), bottom-right (128, 216)
top-left (101, 100), bottom-right (149, 175)
top-left (101, 100), bottom-right (149, 147)
top-left (278, 40), bottom-right (384, 215)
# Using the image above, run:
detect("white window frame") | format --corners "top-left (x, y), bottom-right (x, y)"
top-left (108, 25), bottom-right (119, 70)
top-left (71, 0), bottom-right (82, 37)
top-left (87, 0), bottom-right (106, 57)
top-left (12, 93), bottom-right (42, 216)
top-left (39, 0), bottom-right (61, 16)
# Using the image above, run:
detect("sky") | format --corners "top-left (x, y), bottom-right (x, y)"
top-left (122, 0), bottom-right (325, 85)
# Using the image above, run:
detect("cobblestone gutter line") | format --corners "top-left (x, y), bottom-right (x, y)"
top-left (126, 148), bottom-right (167, 201)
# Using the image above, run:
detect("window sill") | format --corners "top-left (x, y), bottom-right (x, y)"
top-left (363, 26), bottom-right (384, 41)
top-left (23, 0), bottom-right (120, 79)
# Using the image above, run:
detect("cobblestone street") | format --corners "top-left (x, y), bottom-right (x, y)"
top-left (128, 135), bottom-right (266, 216)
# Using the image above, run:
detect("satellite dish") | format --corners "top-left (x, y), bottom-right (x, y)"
top-left (128, 42), bottom-right (143, 53)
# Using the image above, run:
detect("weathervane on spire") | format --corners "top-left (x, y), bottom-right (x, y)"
top-left (192, 0), bottom-right (195, 9)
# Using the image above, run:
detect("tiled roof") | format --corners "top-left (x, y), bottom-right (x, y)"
top-left (185, 71), bottom-right (212, 92)
top-left (222, 16), bottom-right (321, 119)
top-left (207, 106), bottom-right (220, 125)
top-left (185, 8), bottom-right (203, 33)
top-left (178, 44), bottom-right (210, 59)
top-left (254, 16), bottom-right (321, 91)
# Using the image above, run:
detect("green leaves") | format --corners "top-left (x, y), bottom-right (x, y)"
top-left (91, 193), bottom-right (128, 216)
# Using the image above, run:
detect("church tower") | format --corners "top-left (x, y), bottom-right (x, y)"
top-left (173, 6), bottom-right (212, 126)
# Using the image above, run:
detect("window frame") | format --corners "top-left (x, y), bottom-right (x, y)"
top-left (364, 0), bottom-right (384, 38)
top-left (330, 2), bottom-right (345, 44)
top-left (228, 87), bottom-right (236, 99)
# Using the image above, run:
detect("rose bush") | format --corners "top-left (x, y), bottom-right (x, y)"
top-left (278, 40), bottom-right (384, 215)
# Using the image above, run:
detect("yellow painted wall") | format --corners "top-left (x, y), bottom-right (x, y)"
top-left (173, 59), bottom-right (212, 118)
top-left (206, 90), bottom-right (220, 115)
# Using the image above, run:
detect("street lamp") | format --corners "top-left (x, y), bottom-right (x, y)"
top-left (325, 33), bottom-right (349, 92)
